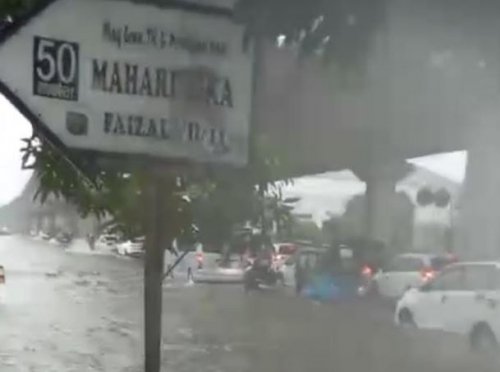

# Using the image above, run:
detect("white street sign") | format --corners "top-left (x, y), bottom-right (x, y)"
top-left (0, 0), bottom-right (253, 166)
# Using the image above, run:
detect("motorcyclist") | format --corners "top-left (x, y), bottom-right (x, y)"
top-left (244, 238), bottom-right (277, 290)
top-left (254, 247), bottom-right (273, 273)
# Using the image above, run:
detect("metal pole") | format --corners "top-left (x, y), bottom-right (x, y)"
top-left (144, 176), bottom-right (165, 372)
top-left (162, 249), bottom-right (189, 282)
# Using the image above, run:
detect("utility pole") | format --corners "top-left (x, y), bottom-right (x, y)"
top-left (144, 175), bottom-right (166, 372)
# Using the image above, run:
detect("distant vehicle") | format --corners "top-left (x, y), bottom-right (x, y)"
top-left (368, 253), bottom-right (458, 299)
top-left (396, 261), bottom-right (500, 353)
top-left (116, 236), bottom-right (145, 258)
top-left (194, 255), bottom-right (245, 284)
top-left (281, 246), bottom-right (325, 291)
top-left (273, 242), bottom-right (298, 268)
top-left (94, 233), bottom-right (119, 252)
top-left (244, 251), bottom-right (284, 291)
top-left (56, 231), bottom-right (73, 246)
top-left (193, 241), bottom-right (204, 269)
top-left (40, 231), bottom-right (52, 240)
top-left (283, 245), bottom-right (378, 301)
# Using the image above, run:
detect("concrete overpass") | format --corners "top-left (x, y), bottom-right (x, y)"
top-left (255, 0), bottom-right (500, 257)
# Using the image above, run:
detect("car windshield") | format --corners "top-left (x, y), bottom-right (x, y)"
top-left (387, 256), bottom-right (425, 272)
top-left (0, 0), bottom-right (497, 371)
top-left (430, 256), bottom-right (455, 271)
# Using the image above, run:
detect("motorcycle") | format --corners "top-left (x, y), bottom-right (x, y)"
top-left (243, 257), bottom-right (284, 292)
top-left (357, 264), bottom-right (381, 298)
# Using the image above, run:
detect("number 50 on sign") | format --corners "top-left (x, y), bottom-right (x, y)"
top-left (33, 36), bottom-right (79, 101)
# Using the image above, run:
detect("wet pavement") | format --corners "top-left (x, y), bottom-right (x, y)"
top-left (0, 235), bottom-right (498, 372)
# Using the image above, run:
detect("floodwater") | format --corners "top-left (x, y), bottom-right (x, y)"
top-left (0, 235), bottom-right (497, 371)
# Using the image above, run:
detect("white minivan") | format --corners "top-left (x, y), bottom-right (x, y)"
top-left (371, 253), bottom-right (456, 299)
top-left (396, 262), bottom-right (500, 351)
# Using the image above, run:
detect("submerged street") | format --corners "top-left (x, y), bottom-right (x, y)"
top-left (0, 235), bottom-right (497, 372)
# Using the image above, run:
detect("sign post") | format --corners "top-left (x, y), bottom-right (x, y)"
top-left (144, 175), bottom-right (166, 372)
top-left (0, 0), bottom-right (252, 166)
top-left (0, 1), bottom-right (253, 371)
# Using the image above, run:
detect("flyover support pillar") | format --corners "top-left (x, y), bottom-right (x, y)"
top-left (458, 123), bottom-right (500, 259)
top-left (358, 159), bottom-right (411, 253)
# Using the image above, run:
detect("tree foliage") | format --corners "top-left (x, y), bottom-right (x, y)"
top-left (189, 137), bottom-right (294, 247)
top-left (21, 134), bottom-right (192, 240)
top-left (290, 218), bottom-right (322, 245)
top-left (0, 0), bottom-right (25, 15)
top-left (190, 173), bottom-right (257, 247)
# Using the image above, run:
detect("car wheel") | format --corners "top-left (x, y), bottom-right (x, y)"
top-left (398, 308), bottom-right (416, 327)
top-left (470, 324), bottom-right (498, 354)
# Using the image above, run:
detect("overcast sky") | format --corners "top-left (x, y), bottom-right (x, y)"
top-left (0, 94), bottom-right (467, 209)
top-left (410, 151), bottom-right (466, 183)
top-left (0, 95), bottom-right (32, 206)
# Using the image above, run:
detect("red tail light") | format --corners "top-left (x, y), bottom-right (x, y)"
top-left (421, 267), bottom-right (435, 281)
top-left (273, 254), bottom-right (283, 263)
top-left (361, 265), bottom-right (373, 278)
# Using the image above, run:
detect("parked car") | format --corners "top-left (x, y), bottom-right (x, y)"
top-left (94, 233), bottom-right (119, 252)
top-left (116, 236), bottom-right (145, 258)
top-left (395, 261), bottom-right (500, 352)
top-left (368, 253), bottom-right (457, 299)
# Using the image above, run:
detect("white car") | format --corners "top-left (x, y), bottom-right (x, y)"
top-left (164, 250), bottom-right (243, 283)
top-left (372, 253), bottom-right (456, 299)
top-left (94, 234), bottom-right (119, 252)
top-left (396, 261), bottom-right (500, 351)
top-left (193, 255), bottom-right (245, 284)
top-left (116, 237), bottom-right (145, 258)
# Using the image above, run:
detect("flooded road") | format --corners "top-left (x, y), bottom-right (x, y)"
top-left (0, 235), bottom-right (497, 371)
